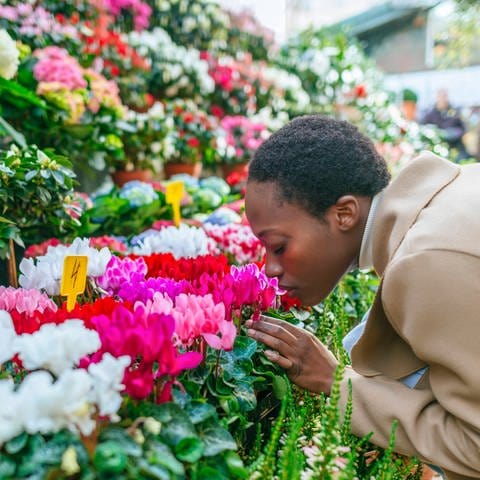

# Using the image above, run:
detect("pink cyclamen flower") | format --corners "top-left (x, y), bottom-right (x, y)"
top-left (0, 287), bottom-right (57, 315)
top-left (172, 293), bottom-right (236, 351)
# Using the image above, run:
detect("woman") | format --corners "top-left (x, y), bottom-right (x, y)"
top-left (245, 115), bottom-right (480, 480)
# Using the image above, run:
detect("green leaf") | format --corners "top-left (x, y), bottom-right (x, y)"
top-left (197, 423), bottom-right (237, 457)
top-left (184, 401), bottom-right (216, 425)
top-left (93, 441), bottom-right (128, 474)
top-left (234, 382), bottom-right (257, 412)
top-left (99, 427), bottom-right (142, 457)
top-left (174, 437), bottom-right (204, 463)
top-left (5, 432), bottom-right (28, 454)
top-left (137, 459), bottom-right (171, 480)
top-left (231, 336), bottom-right (258, 360)
top-left (0, 116), bottom-right (27, 148)
top-left (0, 77), bottom-right (46, 108)
top-left (147, 442), bottom-right (185, 476)
top-left (224, 451), bottom-right (248, 478)
top-left (0, 454), bottom-right (16, 478)
top-left (272, 375), bottom-right (288, 400)
top-left (196, 465), bottom-right (228, 480)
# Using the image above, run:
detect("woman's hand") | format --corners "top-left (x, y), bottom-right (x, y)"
top-left (246, 315), bottom-right (338, 395)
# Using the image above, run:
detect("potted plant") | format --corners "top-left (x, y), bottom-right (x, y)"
top-left (163, 100), bottom-right (218, 179)
top-left (217, 115), bottom-right (270, 177)
top-left (0, 143), bottom-right (78, 286)
top-left (401, 88), bottom-right (418, 121)
top-left (108, 102), bottom-right (171, 186)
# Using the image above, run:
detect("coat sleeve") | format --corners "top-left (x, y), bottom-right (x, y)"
top-left (338, 249), bottom-right (480, 478)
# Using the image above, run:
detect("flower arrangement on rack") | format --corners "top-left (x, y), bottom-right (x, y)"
top-left (218, 115), bottom-right (270, 166)
top-left (107, 102), bottom-right (172, 174)
top-left (163, 100), bottom-right (218, 169)
top-left (128, 27), bottom-right (213, 103)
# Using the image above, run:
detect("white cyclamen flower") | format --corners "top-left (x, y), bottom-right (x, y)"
top-left (131, 224), bottom-right (216, 258)
top-left (19, 369), bottom-right (96, 436)
top-left (88, 353), bottom-right (130, 419)
top-left (0, 30), bottom-right (19, 80)
top-left (15, 320), bottom-right (101, 376)
top-left (0, 379), bottom-right (23, 445)
top-left (0, 311), bottom-right (17, 365)
top-left (19, 238), bottom-right (111, 295)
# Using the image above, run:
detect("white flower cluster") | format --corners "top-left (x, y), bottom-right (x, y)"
top-left (128, 28), bottom-right (214, 97)
top-left (19, 238), bottom-right (112, 295)
top-left (0, 312), bottom-right (130, 445)
top-left (0, 29), bottom-right (19, 80)
top-left (131, 224), bottom-right (218, 258)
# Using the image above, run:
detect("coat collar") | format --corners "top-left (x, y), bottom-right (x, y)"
top-left (372, 152), bottom-right (460, 277)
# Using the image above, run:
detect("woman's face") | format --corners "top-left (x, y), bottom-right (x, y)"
top-left (245, 181), bottom-right (363, 306)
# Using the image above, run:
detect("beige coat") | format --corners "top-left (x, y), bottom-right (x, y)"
top-left (339, 152), bottom-right (480, 479)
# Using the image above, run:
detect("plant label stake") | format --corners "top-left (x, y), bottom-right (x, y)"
top-left (61, 255), bottom-right (88, 312)
top-left (165, 181), bottom-right (184, 227)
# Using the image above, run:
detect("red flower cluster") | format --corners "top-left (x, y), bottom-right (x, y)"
top-left (82, 14), bottom-right (149, 77)
top-left (131, 252), bottom-right (230, 281)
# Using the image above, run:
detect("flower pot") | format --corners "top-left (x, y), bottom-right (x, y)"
top-left (111, 169), bottom-right (153, 187)
top-left (221, 162), bottom-right (249, 179)
top-left (402, 100), bottom-right (417, 121)
top-left (164, 162), bottom-right (202, 179)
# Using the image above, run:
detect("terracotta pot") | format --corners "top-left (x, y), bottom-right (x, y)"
top-left (164, 162), bottom-right (202, 179)
top-left (221, 162), bottom-right (249, 178)
top-left (402, 100), bottom-right (417, 121)
top-left (111, 169), bottom-right (153, 187)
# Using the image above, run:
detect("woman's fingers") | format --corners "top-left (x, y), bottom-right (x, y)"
top-left (246, 316), bottom-right (299, 346)
top-left (264, 350), bottom-right (294, 371)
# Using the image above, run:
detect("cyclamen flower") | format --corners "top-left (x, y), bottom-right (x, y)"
top-left (14, 320), bottom-right (101, 376)
top-left (97, 255), bottom-right (147, 296)
top-left (103, 0), bottom-right (152, 31)
top-left (89, 236), bottom-right (128, 254)
top-left (0, 353), bottom-right (129, 445)
top-left (172, 293), bottom-right (236, 350)
top-left (91, 304), bottom-right (202, 401)
top-left (0, 287), bottom-right (58, 315)
top-left (19, 237), bottom-right (112, 295)
top-left (0, 311), bottom-right (17, 365)
top-left (118, 277), bottom-right (190, 304)
top-left (131, 224), bottom-right (218, 258)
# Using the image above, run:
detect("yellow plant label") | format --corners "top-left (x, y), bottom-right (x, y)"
top-left (165, 180), bottom-right (184, 227)
top-left (60, 255), bottom-right (88, 312)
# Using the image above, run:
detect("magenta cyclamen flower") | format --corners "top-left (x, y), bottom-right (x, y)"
top-left (91, 304), bottom-right (202, 401)
top-left (0, 287), bottom-right (57, 315)
top-left (97, 256), bottom-right (147, 296)
top-left (117, 277), bottom-right (191, 304)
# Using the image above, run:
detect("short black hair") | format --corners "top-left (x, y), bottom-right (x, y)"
top-left (248, 115), bottom-right (391, 218)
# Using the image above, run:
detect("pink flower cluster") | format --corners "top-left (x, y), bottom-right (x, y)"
top-left (97, 256), bottom-right (147, 295)
top-left (90, 304), bottom-right (202, 401)
top-left (204, 223), bottom-right (264, 265)
top-left (102, 0), bottom-right (152, 31)
top-left (0, 4), bottom-right (77, 38)
top-left (220, 115), bottom-right (270, 163)
top-left (0, 287), bottom-right (57, 315)
top-left (33, 47), bottom-right (86, 90)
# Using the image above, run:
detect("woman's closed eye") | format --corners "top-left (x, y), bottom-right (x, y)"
top-left (273, 245), bottom-right (285, 255)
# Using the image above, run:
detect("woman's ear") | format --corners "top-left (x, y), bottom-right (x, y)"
top-left (328, 195), bottom-right (362, 232)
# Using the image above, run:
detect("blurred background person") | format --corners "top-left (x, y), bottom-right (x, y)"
top-left (422, 88), bottom-right (470, 162)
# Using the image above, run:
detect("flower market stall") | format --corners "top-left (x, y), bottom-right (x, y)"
top-left (0, 0), bottom-right (460, 478)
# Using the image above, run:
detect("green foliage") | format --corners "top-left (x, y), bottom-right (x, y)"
top-left (0, 144), bottom-right (78, 256)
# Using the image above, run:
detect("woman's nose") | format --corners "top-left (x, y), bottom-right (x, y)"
top-left (264, 255), bottom-right (283, 278)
